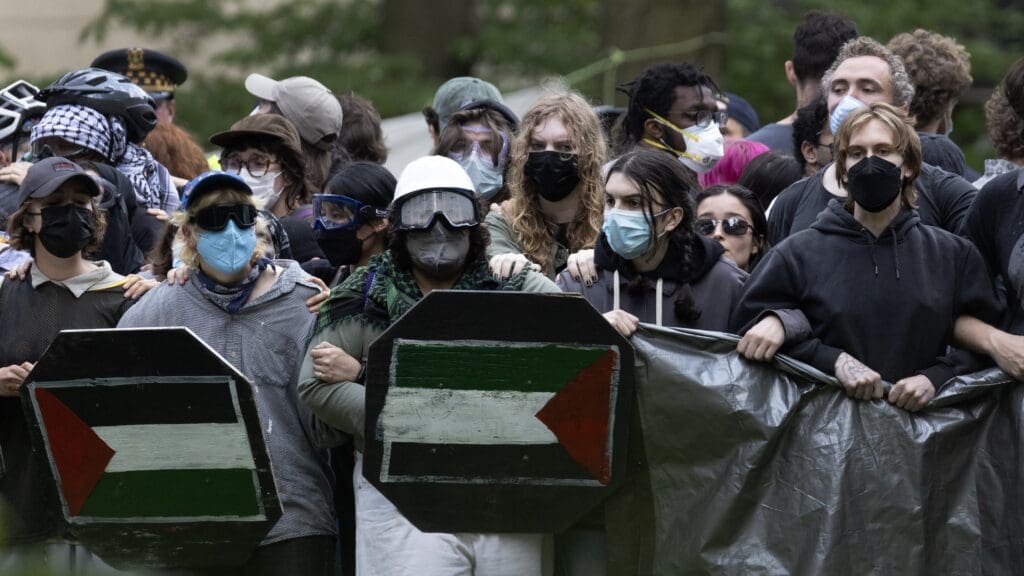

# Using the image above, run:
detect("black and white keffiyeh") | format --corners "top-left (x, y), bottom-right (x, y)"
top-left (32, 105), bottom-right (179, 212)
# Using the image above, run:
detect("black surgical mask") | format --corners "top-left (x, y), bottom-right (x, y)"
top-left (847, 156), bottom-right (903, 213)
top-left (524, 151), bottom-right (581, 202)
top-left (314, 227), bottom-right (363, 267)
top-left (38, 204), bottom-right (94, 258)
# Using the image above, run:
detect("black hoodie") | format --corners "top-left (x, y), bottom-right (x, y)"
top-left (557, 233), bottom-right (747, 331)
top-left (733, 200), bottom-right (1002, 386)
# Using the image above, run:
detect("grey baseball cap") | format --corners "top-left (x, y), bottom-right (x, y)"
top-left (245, 73), bottom-right (343, 150)
top-left (432, 76), bottom-right (504, 132)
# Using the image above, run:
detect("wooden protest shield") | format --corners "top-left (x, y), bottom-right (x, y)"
top-left (363, 291), bottom-right (634, 533)
top-left (20, 327), bottom-right (281, 569)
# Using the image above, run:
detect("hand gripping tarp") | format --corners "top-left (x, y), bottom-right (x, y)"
top-left (611, 325), bottom-right (1023, 575)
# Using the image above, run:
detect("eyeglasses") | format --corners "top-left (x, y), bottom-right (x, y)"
top-left (682, 110), bottom-right (728, 129)
top-left (221, 155), bottom-right (277, 178)
top-left (395, 189), bottom-right (478, 231)
top-left (695, 217), bottom-right (751, 237)
top-left (647, 108), bottom-right (727, 131)
top-left (193, 204), bottom-right (259, 231)
top-left (313, 194), bottom-right (389, 232)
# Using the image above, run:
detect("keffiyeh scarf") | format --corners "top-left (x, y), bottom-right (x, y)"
top-left (32, 105), bottom-right (179, 211)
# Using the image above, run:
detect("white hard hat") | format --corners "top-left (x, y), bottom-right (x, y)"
top-left (393, 155), bottom-right (476, 205)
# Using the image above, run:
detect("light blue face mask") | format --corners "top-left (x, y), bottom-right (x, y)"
top-left (829, 94), bottom-right (867, 136)
top-left (457, 153), bottom-right (504, 201)
top-left (602, 208), bottom-right (662, 260)
top-left (196, 220), bottom-right (257, 276)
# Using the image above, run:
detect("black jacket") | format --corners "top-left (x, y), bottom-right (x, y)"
top-left (767, 162), bottom-right (977, 246)
top-left (962, 168), bottom-right (1024, 333)
top-left (734, 200), bottom-right (1002, 386)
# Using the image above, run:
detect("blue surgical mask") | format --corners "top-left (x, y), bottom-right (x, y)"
top-left (829, 95), bottom-right (866, 135)
top-left (602, 209), bottom-right (657, 260)
top-left (196, 220), bottom-right (257, 275)
top-left (457, 154), bottom-right (504, 201)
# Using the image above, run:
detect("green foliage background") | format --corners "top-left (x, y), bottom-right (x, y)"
top-left (2, 0), bottom-right (1021, 168)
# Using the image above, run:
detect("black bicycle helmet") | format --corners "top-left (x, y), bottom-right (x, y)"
top-left (38, 67), bottom-right (158, 143)
top-left (0, 80), bottom-right (46, 144)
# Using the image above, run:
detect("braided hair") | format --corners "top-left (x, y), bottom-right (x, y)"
top-left (606, 149), bottom-right (702, 323)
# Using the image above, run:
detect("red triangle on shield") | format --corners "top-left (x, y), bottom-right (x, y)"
top-left (535, 348), bottom-right (617, 485)
top-left (35, 388), bottom-right (115, 516)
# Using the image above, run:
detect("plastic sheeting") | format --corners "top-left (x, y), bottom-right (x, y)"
top-left (619, 325), bottom-right (1024, 575)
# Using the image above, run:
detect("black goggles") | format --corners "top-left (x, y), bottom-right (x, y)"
top-left (193, 204), bottom-right (259, 231)
top-left (695, 217), bottom-right (751, 237)
top-left (395, 189), bottom-right (478, 231)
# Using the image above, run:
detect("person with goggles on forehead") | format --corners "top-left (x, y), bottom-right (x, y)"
top-left (299, 155), bottom-right (558, 576)
top-left (433, 101), bottom-right (518, 203)
top-left (118, 170), bottom-right (338, 573)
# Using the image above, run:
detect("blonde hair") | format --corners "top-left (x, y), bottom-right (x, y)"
top-left (172, 188), bottom-right (267, 270)
top-left (833, 103), bottom-right (921, 211)
top-left (504, 90), bottom-right (606, 274)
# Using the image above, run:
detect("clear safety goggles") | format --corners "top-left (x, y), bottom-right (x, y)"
top-left (313, 194), bottom-right (389, 232)
top-left (447, 125), bottom-right (509, 167)
top-left (395, 189), bottom-right (478, 231)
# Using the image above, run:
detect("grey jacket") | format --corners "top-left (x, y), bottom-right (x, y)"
top-left (117, 261), bottom-right (336, 545)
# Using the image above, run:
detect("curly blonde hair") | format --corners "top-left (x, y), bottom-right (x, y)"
top-left (504, 90), bottom-right (606, 274)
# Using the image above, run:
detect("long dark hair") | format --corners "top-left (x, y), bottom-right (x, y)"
top-left (606, 149), bottom-right (701, 322)
top-left (695, 184), bottom-right (769, 271)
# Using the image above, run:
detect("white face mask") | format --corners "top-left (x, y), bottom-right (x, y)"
top-left (644, 111), bottom-right (724, 174)
top-left (674, 121), bottom-right (725, 174)
top-left (829, 94), bottom-right (867, 136)
top-left (238, 167), bottom-right (281, 207)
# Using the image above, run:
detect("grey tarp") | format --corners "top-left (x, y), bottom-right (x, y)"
top-left (619, 325), bottom-right (1024, 575)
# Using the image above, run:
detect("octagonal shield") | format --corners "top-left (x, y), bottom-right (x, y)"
top-left (19, 327), bottom-right (281, 569)
top-left (363, 290), bottom-right (634, 533)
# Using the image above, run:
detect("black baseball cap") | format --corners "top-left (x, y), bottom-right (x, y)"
top-left (15, 157), bottom-right (101, 206)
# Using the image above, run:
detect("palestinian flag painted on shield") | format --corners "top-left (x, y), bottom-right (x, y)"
top-left (375, 339), bottom-right (621, 487)
top-left (27, 376), bottom-right (267, 522)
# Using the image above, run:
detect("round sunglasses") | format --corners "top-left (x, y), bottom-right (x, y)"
top-left (695, 217), bottom-right (751, 237)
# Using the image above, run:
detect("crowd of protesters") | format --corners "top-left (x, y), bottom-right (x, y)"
top-left (2, 10), bottom-right (1024, 576)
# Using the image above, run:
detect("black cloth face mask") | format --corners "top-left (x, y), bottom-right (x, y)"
top-left (847, 155), bottom-right (904, 213)
top-left (38, 204), bottom-right (94, 258)
top-left (314, 227), bottom-right (362, 267)
top-left (524, 151), bottom-right (581, 202)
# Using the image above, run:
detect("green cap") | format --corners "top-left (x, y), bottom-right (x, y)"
top-left (432, 77), bottom-right (503, 132)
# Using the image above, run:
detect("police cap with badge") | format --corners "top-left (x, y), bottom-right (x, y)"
top-left (91, 48), bottom-right (188, 102)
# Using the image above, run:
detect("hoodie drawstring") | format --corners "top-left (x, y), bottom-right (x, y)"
top-left (892, 231), bottom-right (901, 280)
top-left (613, 269), bottom-right (620, 311)
top-left (863, 226), bottom-right (901, 279)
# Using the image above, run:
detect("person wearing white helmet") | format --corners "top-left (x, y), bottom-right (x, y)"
top-left (298, 155), bottom-right (557, 575)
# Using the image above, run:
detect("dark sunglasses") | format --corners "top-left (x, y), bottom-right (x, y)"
top-left (193, 204), bottom-right (258, 231)
top-left (695, 217), bottom-right (751, 237)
